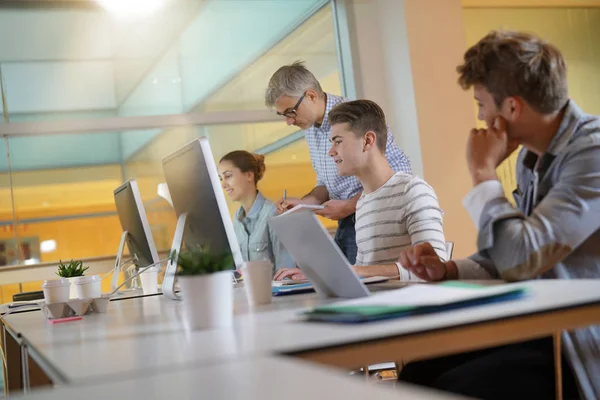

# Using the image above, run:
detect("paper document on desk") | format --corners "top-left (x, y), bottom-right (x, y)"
top-left (304, 282), bottom-right (528, 323)
top-left (280, 204), bottom-right (325, 216)
top-left (331, 282), bottom-right (526, 307)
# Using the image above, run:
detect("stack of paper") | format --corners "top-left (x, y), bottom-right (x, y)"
top-left (304, 282), bottom-right (528, 323)
top-left (280, 204), bottom-right (325, 216)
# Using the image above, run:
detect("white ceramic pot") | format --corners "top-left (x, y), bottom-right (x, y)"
top-left (65, 277), bottom-right (78, 299)
top-left (140, 269), bottom-right (159, 295)
top-left (73, 275), bottom-right (102, 299)
top-left (179, 271), bottom-right (233, 331)
top-left (42, 278), bottom-right (71, 303)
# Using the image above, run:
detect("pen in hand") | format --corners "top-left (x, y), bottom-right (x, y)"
top-left (280, 189), bottom-right (287, 212)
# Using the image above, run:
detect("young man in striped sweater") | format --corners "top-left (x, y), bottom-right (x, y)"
top-left (274, 99), bottom-right (446, 281)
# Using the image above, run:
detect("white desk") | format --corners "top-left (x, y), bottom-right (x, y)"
top-left (13, 357), bottom-right (473, 400)
top-left (0, 290), bottom-right (167, 318)
top-left (2, 288), bottom-right (320, 347)
top-left (4, 280), bottom-right (600, 388)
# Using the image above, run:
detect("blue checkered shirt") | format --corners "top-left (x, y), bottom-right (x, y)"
top-left (304, 93), bottom-right (412, 200)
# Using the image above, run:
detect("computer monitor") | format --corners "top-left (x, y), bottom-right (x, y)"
top-left (161, 137), bottom-right (242, 300)
top-left (112, 179), bottom-right (160, 291)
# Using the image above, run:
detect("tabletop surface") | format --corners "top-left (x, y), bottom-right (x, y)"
top-left (4, 279), bottom-right (600, 385)
top-left (14, 356), bottom-right (474, 400)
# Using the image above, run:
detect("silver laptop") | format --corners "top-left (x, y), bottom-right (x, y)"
top-left (268, 211), bottom-right (369, 299)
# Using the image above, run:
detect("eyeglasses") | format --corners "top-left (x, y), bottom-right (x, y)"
top-left (276, 93), bottom-right (305, 119)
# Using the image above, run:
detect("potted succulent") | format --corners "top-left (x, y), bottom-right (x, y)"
top-left (176, 247), bottom-right (234, 331)
top-left (56, 259), bottom-right (89, 299)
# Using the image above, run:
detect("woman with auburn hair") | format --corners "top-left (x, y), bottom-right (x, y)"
top-left (218, 150), bottom-right (294, 273)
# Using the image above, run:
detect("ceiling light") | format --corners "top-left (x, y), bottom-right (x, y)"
top-left (96, 0), bottom-right (167, 18)
top-left (40, 240), bottom-right (57, 253)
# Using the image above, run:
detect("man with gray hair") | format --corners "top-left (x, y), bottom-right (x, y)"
top-left (265, 61), bottom-right (411, 263)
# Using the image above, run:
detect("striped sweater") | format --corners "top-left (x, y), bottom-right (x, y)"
top-left (355, 172), bottom-right (447, 277)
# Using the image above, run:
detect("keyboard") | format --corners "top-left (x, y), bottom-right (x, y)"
top-left (272, 279), bottom-right (310, 287)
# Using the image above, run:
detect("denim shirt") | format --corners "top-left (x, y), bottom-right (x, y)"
top-left (233, 192), bottom-right (295, 272)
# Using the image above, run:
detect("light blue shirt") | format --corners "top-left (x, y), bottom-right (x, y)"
top-left (233, 192), bottom-right (295, 272)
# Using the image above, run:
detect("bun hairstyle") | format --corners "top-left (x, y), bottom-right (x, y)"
top-left (220, 150), bottom-right (266, 184)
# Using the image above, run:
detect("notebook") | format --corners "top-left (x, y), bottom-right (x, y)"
top-left (302, 282), bottom-right (528, 323)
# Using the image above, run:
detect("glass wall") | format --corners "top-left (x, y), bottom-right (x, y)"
top-left (0, 121), bottom-right (320, 268)
top-left (0, 139), bottom-right (17, 266)
top-left (462, 6), bottom-right (600, 197)
top-left (0, 0), bottom-right (330, 124)
top-left (0, 0), bottom-right (342, 274)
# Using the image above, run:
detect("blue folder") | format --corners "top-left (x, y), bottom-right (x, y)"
top-left (272, 282), bottom-right (316, 296)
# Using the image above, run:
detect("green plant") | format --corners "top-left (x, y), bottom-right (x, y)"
top-left (56, 259), bottom-right (89, 278)
top-left (176, 247), bottom-right (233, 276)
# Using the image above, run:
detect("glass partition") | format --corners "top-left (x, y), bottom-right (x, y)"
top-left (1, 121), bottom-right (323, 269)
top-left (0, 138), bottom-right (15, 266)
top-left (0, 0), bottom-right (342, 306)
top-left (0, 122), bottom-right (318, 303)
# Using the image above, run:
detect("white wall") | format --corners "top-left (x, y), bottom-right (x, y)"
top-left (342, 0), bottom-right (423, 177)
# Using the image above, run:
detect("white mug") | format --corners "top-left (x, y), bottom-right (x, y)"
top-left (241, 260), bottom-right (273, 306)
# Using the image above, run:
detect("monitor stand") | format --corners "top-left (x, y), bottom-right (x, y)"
top-left (111, 231), bottom-right (129, 292)
top-left (162, 212), bottom-right (188, 300)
